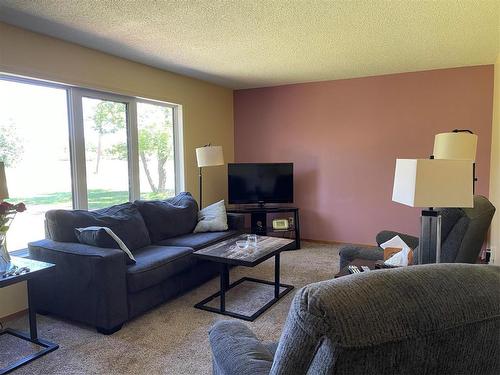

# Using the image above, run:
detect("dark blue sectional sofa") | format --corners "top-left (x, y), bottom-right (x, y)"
top-left (28, 192), bottom-right (244, 334)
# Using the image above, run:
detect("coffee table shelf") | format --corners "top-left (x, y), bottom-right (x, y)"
top-left (194, 275), bottom-right (294, 321)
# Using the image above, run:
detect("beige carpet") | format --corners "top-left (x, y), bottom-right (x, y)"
top-left (3, 242), bottom-right (341, 375)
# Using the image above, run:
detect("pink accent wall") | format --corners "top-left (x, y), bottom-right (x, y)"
top-left (234, 66), bottom-right (494, 245)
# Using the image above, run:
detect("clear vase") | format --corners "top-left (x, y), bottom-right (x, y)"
top-left (0, 236), bottom-right (10, 273)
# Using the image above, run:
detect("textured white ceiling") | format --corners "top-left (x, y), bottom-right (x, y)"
top-left (0, 0), bottom-right (499, 89)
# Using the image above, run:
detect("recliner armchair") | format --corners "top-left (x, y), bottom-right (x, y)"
top-left (339, 195), bottom-right (495, 268)
top-left (209, 264), bottom-right (500, 375)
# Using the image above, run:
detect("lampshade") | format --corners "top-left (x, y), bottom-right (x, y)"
top-left (196, 145), bottom-right (224, 167)
top-left (0, 162), bottom-right (8, 200)
top-left (433, 132), bottom-right (478, 161)
top-left (392, 159), bottom-right (473, 208)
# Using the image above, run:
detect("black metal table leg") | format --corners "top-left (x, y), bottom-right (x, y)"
top-left (220, 264), bottom-right (229, 312)
top-left (294, 210), bottom-right (301, 249)
top-left (274, 254), bottom-right (280, 299)
top-left (28, 279), bottom-right (38, 340)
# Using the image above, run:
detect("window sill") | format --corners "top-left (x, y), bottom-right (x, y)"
top-left (9, 248), bottom-right (29, 258)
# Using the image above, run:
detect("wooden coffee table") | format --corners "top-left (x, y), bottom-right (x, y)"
top-left (193, 234), bottom-right (295, 321)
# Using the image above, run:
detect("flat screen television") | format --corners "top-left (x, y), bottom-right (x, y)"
top-left (228, 163), bottom-right (293, 205)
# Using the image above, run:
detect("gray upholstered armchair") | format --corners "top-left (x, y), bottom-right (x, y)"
top-left (339, 195), bottom-right (495, 268)
top-left (209, 264), bottom-right (500, 375)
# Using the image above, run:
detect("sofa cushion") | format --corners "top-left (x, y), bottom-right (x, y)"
top-left (46, 202), bottom-right (151, 250)
top-left (134, 192), bottom-right (198, 243)
top-left (156, 230), bottom-right (239, 250)
top-left (126, 245), bottom-right (195, 292)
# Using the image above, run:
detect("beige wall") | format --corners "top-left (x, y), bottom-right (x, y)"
top-left (490, 54), bottom-right (500, 265)
top-left (0, 22), bottom-right (234, 318)
top-left (0, 283), bottom-right (27, 319)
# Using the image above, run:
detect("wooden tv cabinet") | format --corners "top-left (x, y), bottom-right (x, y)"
top-left (227, 206), bottom-right (300, 250)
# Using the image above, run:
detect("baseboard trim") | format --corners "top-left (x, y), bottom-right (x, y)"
top-left (302, 238), bottom-right (340, 244)
top-left (302, 238), bottom-right (376, 247)
top-left (9, 248), bottom-right (29, 258)
top-left (0, 309), bottom-right (27, 324)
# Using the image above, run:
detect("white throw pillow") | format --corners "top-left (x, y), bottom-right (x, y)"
top-left (193, 200), bottom-right (228, 233)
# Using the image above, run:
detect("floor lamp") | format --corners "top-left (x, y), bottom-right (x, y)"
top-left (195, 145), bottom-right (224, 209)
top-left (392, 159), bottom-right (473, 264)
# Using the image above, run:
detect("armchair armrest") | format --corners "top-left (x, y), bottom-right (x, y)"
top-left (376, 230), bottom-right (419, 249)
top-left (28, 239), bottom-right (128, 331)
top-left (209, 320), bottom-right (274, 375)
top-left (227, 213), bottom-right (245, 231)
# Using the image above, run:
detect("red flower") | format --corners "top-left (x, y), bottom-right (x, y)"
top-left (14, 202), bottom-right (26, 212)
top-left (0, 201), bottom-right (14, 214)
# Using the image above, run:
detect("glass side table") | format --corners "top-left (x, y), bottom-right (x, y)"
top-left (0, 256), bottom-right (58, 374)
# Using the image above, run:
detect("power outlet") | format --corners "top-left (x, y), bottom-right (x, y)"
top-left (484, 248), bottom-right (492, 263)
top-left (488, 246), bottom-right (497, 265)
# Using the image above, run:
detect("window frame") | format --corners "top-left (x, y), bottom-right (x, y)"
top-left (0, 73), bottom-right (184, 211)
top-left (135, 97), bottom-right (183, 199)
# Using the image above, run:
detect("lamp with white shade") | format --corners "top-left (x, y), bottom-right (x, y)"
top-left (433, 129), bottom-right (478, 191)
top-left (392, 158), bottom-right (473, 264)
top-left (195, 145), bottom-right (224, 208)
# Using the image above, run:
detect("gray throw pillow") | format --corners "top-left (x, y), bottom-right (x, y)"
top-left (75, 226), bottom-right (136, 264)
top-left (45, 202), bottom-right (151, 250)
top-left (194, 200), bottom-right (228, 233)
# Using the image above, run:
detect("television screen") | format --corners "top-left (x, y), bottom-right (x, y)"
top-left (228, 163), bottom-right (293, 204)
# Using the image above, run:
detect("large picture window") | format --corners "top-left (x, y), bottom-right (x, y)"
top-left (82, 97), bottom-right (129, 209)
top-left (0, 80), bottom-right (72, 250)
top-left (137, 102), bottom-right (175, 200)
top-left (0, 75), bottom-right (183, 250)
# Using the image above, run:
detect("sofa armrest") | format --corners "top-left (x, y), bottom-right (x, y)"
top-left (28, 239), bottom-right (129, 331)
top-left (376, 230), bottom-right (419, 249)
top-left (209, 320), bottom-right (274, 375)
top-left (227, 213), bottom-right (245, 231)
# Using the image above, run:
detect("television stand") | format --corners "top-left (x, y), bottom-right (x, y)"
top-left (227, 206), bottom-right (300, 250)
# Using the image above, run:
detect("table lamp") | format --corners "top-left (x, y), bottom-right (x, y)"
top-left (433, 129), bottom-right (478, 191)
top-left (392, 159), bottom-right (473, 264)
top-left (196, 145), bottom-right (224, 208)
